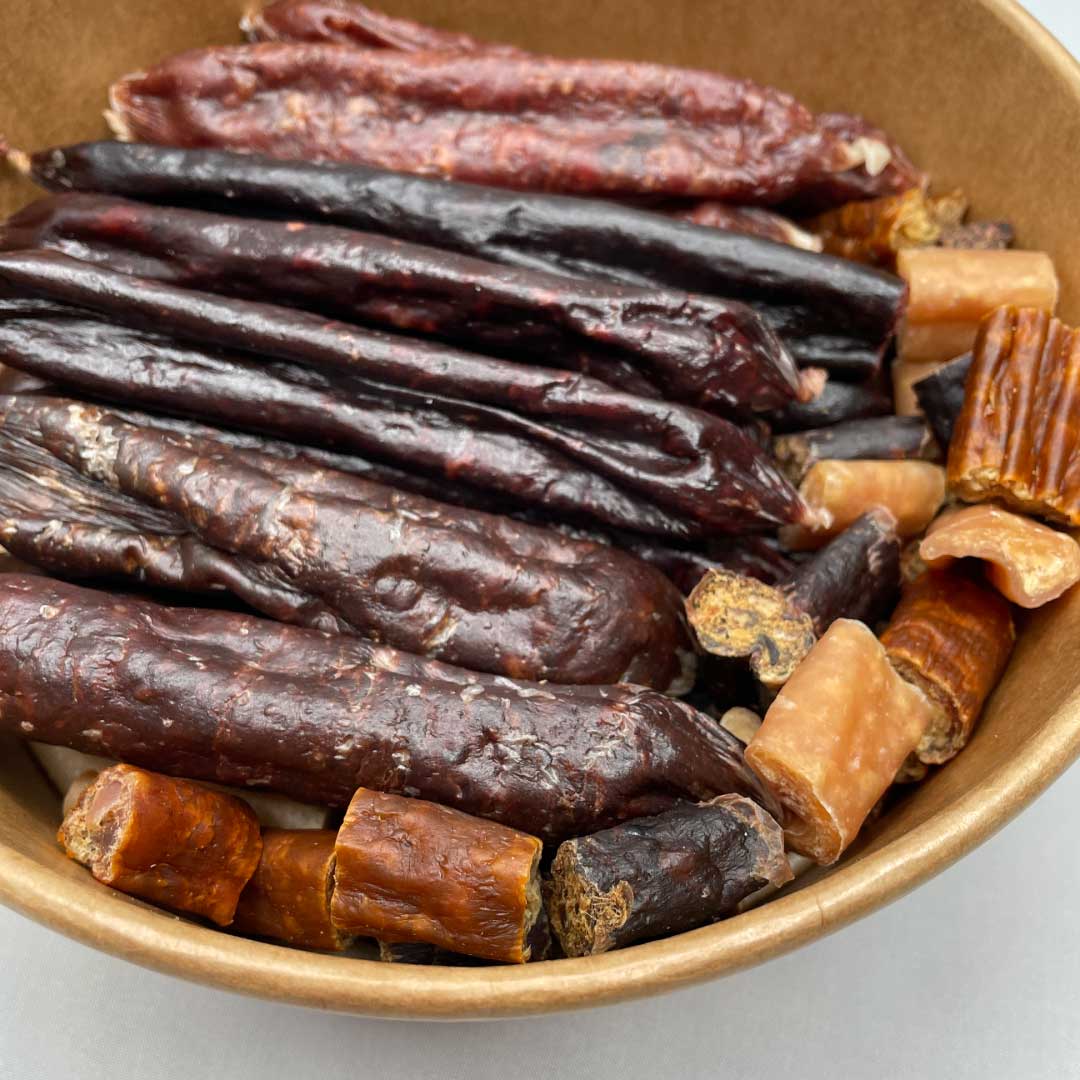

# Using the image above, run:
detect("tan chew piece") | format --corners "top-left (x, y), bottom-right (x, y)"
top-left (921, 504), bottom-right (1080, 607)
top-left (58, 764), bottom-right (262, 925)
top-left (330, 788), bottom-right (542, 964)
top-left (745, 619), bottom-right (934, 864)
top-left (881, 570), bottom-right (1014, 764)
top-left (948, 307), bottom-right (1080, 525)
top-left (232, 829), bottom-right (350, 951)
top-left (897, 249), bottom-right (1058, 363)
top-left (780, 460), bottom-right (945, 550)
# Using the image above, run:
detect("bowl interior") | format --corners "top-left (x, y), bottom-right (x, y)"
top-left (1, 0), bottom-right (1080, 1019)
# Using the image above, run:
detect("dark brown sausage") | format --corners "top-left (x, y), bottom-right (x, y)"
top-left (0, 576), bottom-right (778, 841)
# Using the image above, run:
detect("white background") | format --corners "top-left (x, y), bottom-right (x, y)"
top-left (2, 3), bottom-right (1079, 1077)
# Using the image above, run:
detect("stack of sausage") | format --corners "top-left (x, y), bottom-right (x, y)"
top-left (1, 0), bottom-right (1078, 964)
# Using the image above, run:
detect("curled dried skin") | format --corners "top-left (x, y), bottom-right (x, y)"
top-left (773, 416), bottom-right (938, 484)
top-left (912, 352), bottom-right (972, 451)
top-left (106, 43), bottom-right (920, 209)
top-left (24, 141), bottom-right (906, 380)
top-left (897, 249), bottom-right (1058, 363)
top-left (546, 796), bottom-right (790, 957)
top-left (0, 251), bottom-right (806, 539)
top-left (921, 504), bottom-right (1080, 608)
top-left (0, 576), bottom-right (775, 842)
top-left (948, 307), bottom-right (1080, 525)
top-left (746, 619), bottom-right (935, 864)
top-left (672, 201), bottom-right (823, 251)
top-left (780, 459), bottom-right (945, 551)
top-left (0, 395), bottom-right (693, 689)
top-left (688, 509), bottom-right (899, 687)
top-left (881, 570), bottom-right (1014, 764)
top-left (232, 829), bottom-right (350, 951)
top-left (58, 764), bottom-right (262, 926)
top-left (330, 788), bottom-right (542, 964)
top-left (807, 188), bottom-right (968, 268)
top-left (1, 196), bottom-right (805, 417)
top-left (242, 0), bottom-right (521, 53)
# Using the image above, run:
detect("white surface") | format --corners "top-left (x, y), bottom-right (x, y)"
top-left (2, 3), bottom-right (1080, 1077)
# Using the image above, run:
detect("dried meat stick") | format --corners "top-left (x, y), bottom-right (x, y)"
top-left (58, 764), bottom-right (262, 925)
top-left (330, 788), bottom-right (542, 964)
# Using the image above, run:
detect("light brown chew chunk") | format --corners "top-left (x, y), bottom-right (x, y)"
top-left (881, 570), bottom-right (1014, 764)
top-left (58, 764), bottom-right (262, 925)
top-left (330, 788), bottom-right (542, 964)
top-left (745, 619), bottom-right (934, 864)
top-left (921, 504), bottom-right (1080, 608)
top-left (896, 249), bottom-right (1058, 363)
top-left (948, 307), bottom-right (1080, 525)
top-left (780, 460), bottom-right (945, 551)
top-left (232, 829), bottom-right (349, 950)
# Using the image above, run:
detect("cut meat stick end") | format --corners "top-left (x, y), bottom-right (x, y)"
top-left (58, 764), bottom-right (262, 925)
top-left (687, 509), bottom-right (899, 688)
top-left (546, 796), bottom-right (790, 956)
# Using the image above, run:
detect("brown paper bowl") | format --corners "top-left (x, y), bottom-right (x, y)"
top-left (1, 0), bottom-right (1079, 1020)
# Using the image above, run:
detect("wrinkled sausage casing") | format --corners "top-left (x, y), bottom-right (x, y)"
top-left (0, 250), bottom-right (807, 540)
top-left (331, 788), bottom-right (542, 964)
top-left (26, 142), bottom-right (908, 379)
top-left (106, 43), bottom-right (921, 209)
top-left (1, 194), bottom-right (803, 417)
top-left (0, 577), bottom-right (776, 842)
top-left (58, 764), bottom-right (262, 926)
top-left (0, 395), bottom-right (693, 690)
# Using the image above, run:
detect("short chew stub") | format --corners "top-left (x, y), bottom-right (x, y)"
top-left (897, 249), bottom-right (1058, 363)
top-left (687, 510), bottom-right (899, 688)
top-left (546, 796), bottom-right (790, 957)
top-left (232, 829), bottom-right (349, 951)
top-left (881, 570), bottom-right (1015, 764)
top-left (330, 788), bottom-right (543, 964)
top-left (745, 619), bottom-right (934, 864)
top-left (921, 504), bottom-right (1080, 608)
top-left (780, 459), bottom-right (945, 551)
top-left (58, 764), bottom-right (262, 926)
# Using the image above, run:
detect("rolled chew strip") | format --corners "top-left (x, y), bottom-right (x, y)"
top-left (896, 249), bottom-right (1058, 364)
top-left (232, 829), bottom-right (349, 950)
top-left (745, 619), bottom-right (935, 864)
top-left (330, 788), bottom-right (542, 964)
top-left (948, 307), bottom-right (1080, 525)
top-left (881, 570), bottom-right (1014, 764)
top-left (780, 460), bottom-right (945, 551)
top-left (546, 795), bottom-right (790, 956)
top-left (920, 504), bottom-right (1080, 608)
top-left (58, 764), bottom-right (262, 925)
top-left (687, 510), bottom-right (900, 688)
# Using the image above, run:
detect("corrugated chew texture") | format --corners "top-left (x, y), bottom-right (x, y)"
top-left (948, 306), bottom-right (1080, 524)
